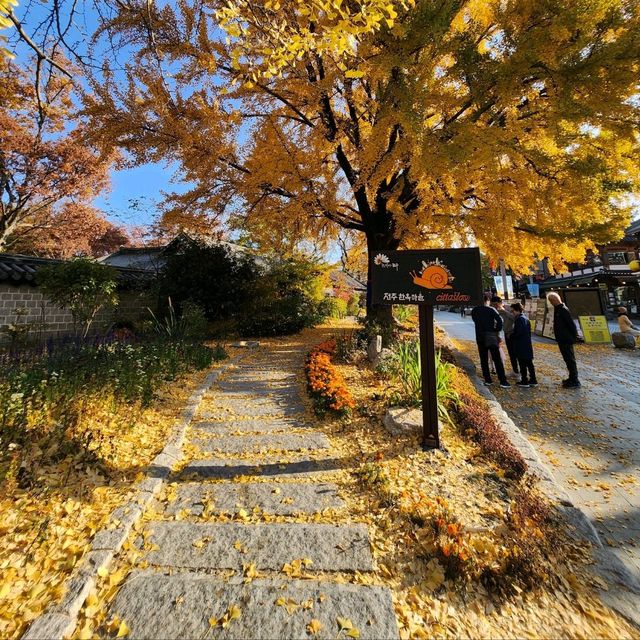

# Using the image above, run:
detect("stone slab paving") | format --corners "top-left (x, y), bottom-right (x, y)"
top-left (206, 403), bottom-right (305, 417)
top-left (111, 573), bottom-right (399, 640)
top-left (164, 482), bottom-right (345, 516)
top-left (105, 344), bottom-right (398, 639)
top-left (193, 433), bottom-right (330, 455)
top-left (179, 455), bottom-right (342, 481)
top-left (144, 522), bottom-right (374, 572)
top-left (193, 420), bottom-right (307, 436)
top-left (436, 311), bottom-right (640, 579)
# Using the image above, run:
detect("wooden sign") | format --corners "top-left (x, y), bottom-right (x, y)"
top-left (370, 248), bottom-right (483, 306)
top-left (370, 248), bottom-right (482, 451)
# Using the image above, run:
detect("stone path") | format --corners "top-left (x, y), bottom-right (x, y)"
top-left (436, 310), bottom-right (640, 580)
top-left (108, 347), bottom-right (399, 639)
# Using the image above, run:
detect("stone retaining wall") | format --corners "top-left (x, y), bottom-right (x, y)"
top-left (0, 284), bottom-right (155, 342)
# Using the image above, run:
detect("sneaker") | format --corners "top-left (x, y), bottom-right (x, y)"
top-left (562, 380), bottom-right (581, 388)
top-left (516, 382), bottom-right (530, 388)
top-left (483, 380), bottom-right (494, 386)
top-left (499, 382), bottom-right (510, 388)
top-left (529, 381), bottom-right (539, 387)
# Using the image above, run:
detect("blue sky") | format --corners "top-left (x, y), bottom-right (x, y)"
top-left (8, 1), bottom-right (179, 231)
top-left (94, 163), bottom-right (180, 229)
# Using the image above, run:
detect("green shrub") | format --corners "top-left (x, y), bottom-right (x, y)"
top-left (160, 238), bottom-right (328, 337)
top-left (346, 293), bottom-right (361, 316)
top-left (38, 258), bottom-right (118, 338)
top-left (328, 297), bottom-right (348, 319)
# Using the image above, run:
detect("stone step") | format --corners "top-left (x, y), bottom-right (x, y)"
top-left (164, 482), bottom-right (345, 517)
top-left (204, 403), bottom-right (304, 418)
top-left (193, 420), bottom-right (307, 437)
top-left (110, 573), bottom-right (399, 640)
top-left (192, 433), bottom-right (330, 455)
top-left (217, 382), bottom-right (294, 393)
top-left (179, 455), bottom-right (340, 481)
top-left (206, 388), bottom-right (303, 401)
top-left (144, 522), bottom-right (374, 572)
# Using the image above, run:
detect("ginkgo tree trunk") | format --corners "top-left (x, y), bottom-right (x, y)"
top-left (86, 0), bottom-right (640, 324)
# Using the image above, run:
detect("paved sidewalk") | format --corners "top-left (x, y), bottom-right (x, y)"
top-left (436, 311), bottom-right (640, 580)
top-left (107, 345), bottom-right (398, 639)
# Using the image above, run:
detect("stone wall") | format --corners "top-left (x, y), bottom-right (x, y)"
top-left (0, 283), bottom-right (155, 342)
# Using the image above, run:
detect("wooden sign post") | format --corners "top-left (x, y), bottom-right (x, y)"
top-left (370, 248), bottom-right (483, 450)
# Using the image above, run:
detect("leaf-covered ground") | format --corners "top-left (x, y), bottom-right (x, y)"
top-left (25, 323), bottom-right (637, 639)
top-left (0, 348), bottom-right (233, 640)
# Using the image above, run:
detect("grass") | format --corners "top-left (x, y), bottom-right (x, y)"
top-left (389, 338), bottom-right (460, 423)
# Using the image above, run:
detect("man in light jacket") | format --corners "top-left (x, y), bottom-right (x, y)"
top-left (548, 292), bottom-right (580, 388)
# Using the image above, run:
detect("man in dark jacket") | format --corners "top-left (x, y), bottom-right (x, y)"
top-left (471, 294), bottom-right (509, 388)
top-left (548, 292), bottom-right (580, 388)
top-left (510, 302), bottom-right (537, 387)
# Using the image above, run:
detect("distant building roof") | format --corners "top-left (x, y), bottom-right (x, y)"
top-left (0, 253), bottom-right (153, 288)
top-left (101, 233), bottom-right (261, 271)
top-left (625, 218), bottom-right (640, 239)
top-left (328, 270), bottom-right (367, 292)
top-left (100, 246), bottom-right (166, 271)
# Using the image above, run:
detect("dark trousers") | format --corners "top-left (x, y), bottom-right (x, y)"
top-left (517, 358), bottom-right (537, 384)
top-left (478, 344), bottom-right (507, 384)
top-left (558, 342), bottom-right (579, 382)
top-left (505, 335), bottom-right (519, 373)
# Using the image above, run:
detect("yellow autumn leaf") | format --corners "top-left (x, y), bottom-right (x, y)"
top-left (307, 618), bottom-right (323, 635)
top-left (97, 566), bottom-right (109, 578)
top-left (337, 617), bottom-right (354, 630)
top-left (116, 620), bottom-right (130, 637)
top-left (208, 616), bottom-right (219, 627)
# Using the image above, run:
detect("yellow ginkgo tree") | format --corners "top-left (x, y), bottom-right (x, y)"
top-left (0, 0), bottom-right (17, 57)
top-left (87, 0), bottom-right (640, 320)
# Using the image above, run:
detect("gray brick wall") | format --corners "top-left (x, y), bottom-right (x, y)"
top-left (0, 284), bottom-right (155, 343)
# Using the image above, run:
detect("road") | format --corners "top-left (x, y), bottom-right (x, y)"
top-left (435, 310), bottom-right (640, 578)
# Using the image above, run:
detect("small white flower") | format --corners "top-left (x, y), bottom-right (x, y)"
top-left (374, 253), bottom-right (390, 265)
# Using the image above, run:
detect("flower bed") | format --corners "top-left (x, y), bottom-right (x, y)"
top-left (305, 338), bottom-right (355, 415)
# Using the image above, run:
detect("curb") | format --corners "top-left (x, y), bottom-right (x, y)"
top-left (440, 334), bottom-right (640, 629)
top-left (22, 355), bottom-right (244, 640)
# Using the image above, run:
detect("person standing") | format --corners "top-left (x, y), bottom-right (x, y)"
top-left (471, 294), bottom-right (510, 388)
top-left (510, 302), bottom-right (537, 387)
top-left (460, 304), bottom-right (466, 318)
top-left (491, 295), bottom-right (519, 376)
top-left (547, 292), bottom-right (580, 388)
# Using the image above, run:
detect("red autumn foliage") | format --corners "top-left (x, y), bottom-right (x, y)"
top-left (454, 391), bottom-right (527, 479)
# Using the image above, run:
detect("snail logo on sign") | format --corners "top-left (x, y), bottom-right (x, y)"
top-left (410, 259), bottom-right (453, 290)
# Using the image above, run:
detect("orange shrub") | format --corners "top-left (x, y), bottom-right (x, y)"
top-left (305, 340), bottom-right (355, 415)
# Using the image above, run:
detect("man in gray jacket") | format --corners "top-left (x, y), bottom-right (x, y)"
top-left (491, 295), bottom-right (519, 375)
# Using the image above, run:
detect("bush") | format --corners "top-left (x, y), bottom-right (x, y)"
top-left (453, 391), bottom-right (527, 479)
top-left (328, 297), bottom-right (348, 319)
top-left (37, 258), bottom-right (118, 338)
top-left (346, 293), bottom-right (361, 316)
top-left (305, 339), bottom-right (355, 416)
top-left (161, 239), bottom-right (328, 337)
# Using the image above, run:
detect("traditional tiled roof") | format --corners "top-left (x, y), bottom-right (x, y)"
top-left (328, 270), bottom-right (367, 292)
top-left (101, 233), bottom-right (260, 271)
top-left (0, 253), bottom-right (154, 288)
